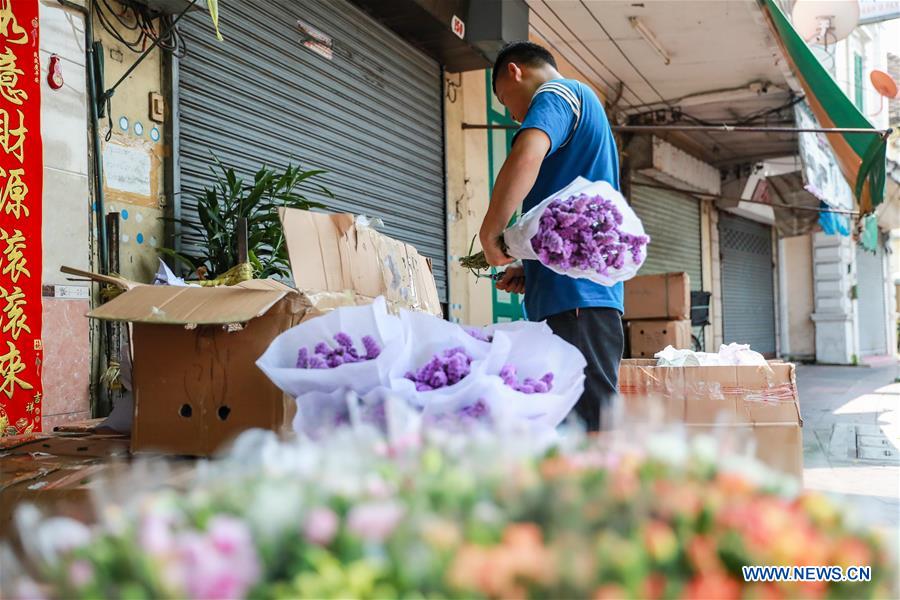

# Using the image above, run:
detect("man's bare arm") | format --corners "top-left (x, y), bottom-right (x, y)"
top-left (479, 128), bottom-right (551, 266)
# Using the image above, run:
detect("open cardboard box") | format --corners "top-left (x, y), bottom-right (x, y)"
top-left (80, 209), bottom-right (441, 456)
top-left (618, 359), bottom-right (803, 479)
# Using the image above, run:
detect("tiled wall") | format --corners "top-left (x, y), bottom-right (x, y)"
top-left (39, 0), bottom-right (92, 428)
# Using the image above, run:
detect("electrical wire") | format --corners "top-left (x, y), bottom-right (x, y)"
top-left (531, 0), bottom-right (647, 110)
top-left (94, 0), bottom-right (188, 58)
top-left (527, 17), bottom-right (640, 111)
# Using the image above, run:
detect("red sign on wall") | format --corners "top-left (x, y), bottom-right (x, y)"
top-left (0, 0), bottom-right (43, 436)
top-left (451, 15), bottom-right (465, 40)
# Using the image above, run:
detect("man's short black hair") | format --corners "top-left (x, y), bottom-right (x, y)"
top-left (492, 41), bottom-right (557, 92)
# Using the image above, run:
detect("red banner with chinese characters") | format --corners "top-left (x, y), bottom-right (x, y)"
top-left (1, 0), bottom-right (42, 436)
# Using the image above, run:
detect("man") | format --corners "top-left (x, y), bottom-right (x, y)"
top-left (479, 41), bottom-right (623, 431)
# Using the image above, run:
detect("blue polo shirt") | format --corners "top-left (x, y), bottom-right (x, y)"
top-left (514, 79), bottom-right (624, 322)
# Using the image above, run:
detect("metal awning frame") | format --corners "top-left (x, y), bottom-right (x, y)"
top-left (462, 123), bottom-right (893, 139)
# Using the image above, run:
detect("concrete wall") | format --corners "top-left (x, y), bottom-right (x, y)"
top-left (39, 0), bottom-right (92, 430)
top-left (93, 2), bottom-right (167, 284)
top-left (780, 234), bottom-right (816, 359)
top-left (812, 232), bottom-right (857, 364)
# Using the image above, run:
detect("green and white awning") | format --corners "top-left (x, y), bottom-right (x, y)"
top-left (760, 0), bottom-right (888, 214)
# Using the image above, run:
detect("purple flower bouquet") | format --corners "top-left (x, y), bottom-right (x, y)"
top-left (466, 177), bottom-right (650, 285)
top-left (256, 297), bottom-right (404, 397)
top-left (388, 310), bottom-right (510, 408)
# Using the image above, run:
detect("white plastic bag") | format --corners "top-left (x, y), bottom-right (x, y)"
top-left (488, 327), bottom-right (586, 429)
top-left (257, 297), bottom-right (404, 397)
top-left (388, 310), bottom-right (510, 410)
top-left (717, 343), bottom-right (768, 366)
top-left (503, 177), bottom-right (647, 285)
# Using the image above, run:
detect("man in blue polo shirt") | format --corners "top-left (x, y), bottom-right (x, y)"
top-left (479, 41), bottom-right (623, 431)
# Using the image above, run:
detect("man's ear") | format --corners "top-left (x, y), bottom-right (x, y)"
top-left (508, 61), bottom-right (522, 83)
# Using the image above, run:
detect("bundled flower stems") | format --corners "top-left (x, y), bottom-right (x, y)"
top-left (460, 177), bottom-right (649, 286)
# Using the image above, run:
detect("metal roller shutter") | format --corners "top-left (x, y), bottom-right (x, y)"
top-left (630, 177), bottom-right (703, 291)
top-left (176, 0), bottom-right (447, 299)
top-left (719, 213), bottom-right (776, 355)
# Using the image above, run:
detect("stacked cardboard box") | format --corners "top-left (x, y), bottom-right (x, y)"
top-left (624, 272), bottom-right (692, 358)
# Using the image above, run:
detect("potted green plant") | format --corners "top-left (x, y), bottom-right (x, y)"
top-left (161, 158), bottom-right (332, 282)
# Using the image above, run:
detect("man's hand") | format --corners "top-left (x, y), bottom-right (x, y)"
top-left (481, 233), bottom-right (514, 267)
top-left (496, 265), bottom-right (525, 294)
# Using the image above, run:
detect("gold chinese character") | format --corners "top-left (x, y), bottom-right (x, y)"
top-left (0, 166), bottom-right (27, 218)
top-left (0, 284), bottom-right (28, 340)
top-left (0, 340), bottom-right (32, 399)
top-left (0, 228), bottom-right (29, 283)
top-left (0, 47), bottom-right (25, 105)
top-left (0, 1), bottom-right (27, 45)
top-left (0, 107), bottom-right (25, 163)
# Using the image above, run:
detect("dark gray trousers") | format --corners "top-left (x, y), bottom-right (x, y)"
top-left (546, 307), bottom-right (624, 432)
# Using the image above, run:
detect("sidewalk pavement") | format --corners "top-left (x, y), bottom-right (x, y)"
top-left (797, 357), bottom-right (900, 543)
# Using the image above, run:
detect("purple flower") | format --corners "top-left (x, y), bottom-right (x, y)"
top-left (405, 347), bottom-right (473, 391)
top-left (465, 328), bottom-right (493, 343)
top-left (362, 335), bottom-right (381, 359)
top-left (334, 332), bottom-right (353, 349)
top-left (297, 333), bottom-right (382, 369)
top-left (500, 363), bottom-right (554, 394)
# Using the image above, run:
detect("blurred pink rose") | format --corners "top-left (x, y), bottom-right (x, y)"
top-left (347, 501), bottom-right (404, 543)
top-left (304, 507), bottom-right (339, 546)
top-left (68, 560), bottom-right (94, 587)
top-left (175, 516), bottom-right (261, 600)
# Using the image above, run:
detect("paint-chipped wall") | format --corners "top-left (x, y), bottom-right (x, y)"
top-left (446, 71), bottom-right (493, 326)
top-left (39, 0), bottom-right (92, 430)
top-left (93, 1), bottom-right (166, 283)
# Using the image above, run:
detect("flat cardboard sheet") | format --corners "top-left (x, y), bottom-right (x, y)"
top-left (88, 280), bottom-right (296, 325)
top-left (618, 359), bottom-right (803, 478)
top-left (280, 209), bottom-right (441, 315)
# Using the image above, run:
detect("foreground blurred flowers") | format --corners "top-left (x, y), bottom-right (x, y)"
top-left (5, 426), bottom-right (896, 599)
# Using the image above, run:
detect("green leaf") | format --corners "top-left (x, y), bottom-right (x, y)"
top-left (156, 247), bottom-right (196, 272)
top-left (206, 0), bottom-right (223, 41)
top-left (156, 216), bottom-right (204, 234)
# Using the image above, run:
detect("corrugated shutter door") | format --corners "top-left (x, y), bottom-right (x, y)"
top-left (630, 178), bottom-right (702, 291)
top-left (719, 213), bottom-right (776, 355)
top-left (177, 0), bottom-right (447, 299)
top-left (856, 243), bottom-right (888, 356)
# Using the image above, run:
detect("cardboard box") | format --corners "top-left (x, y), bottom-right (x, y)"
top-left (624, 272), bottom-right (690, 320)
top-left (85, 209), bottom-right (442, 456)
top-left (618, 359), bottom-right (803, 479)
top-left (628, 319), bottom-right (692, 358)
